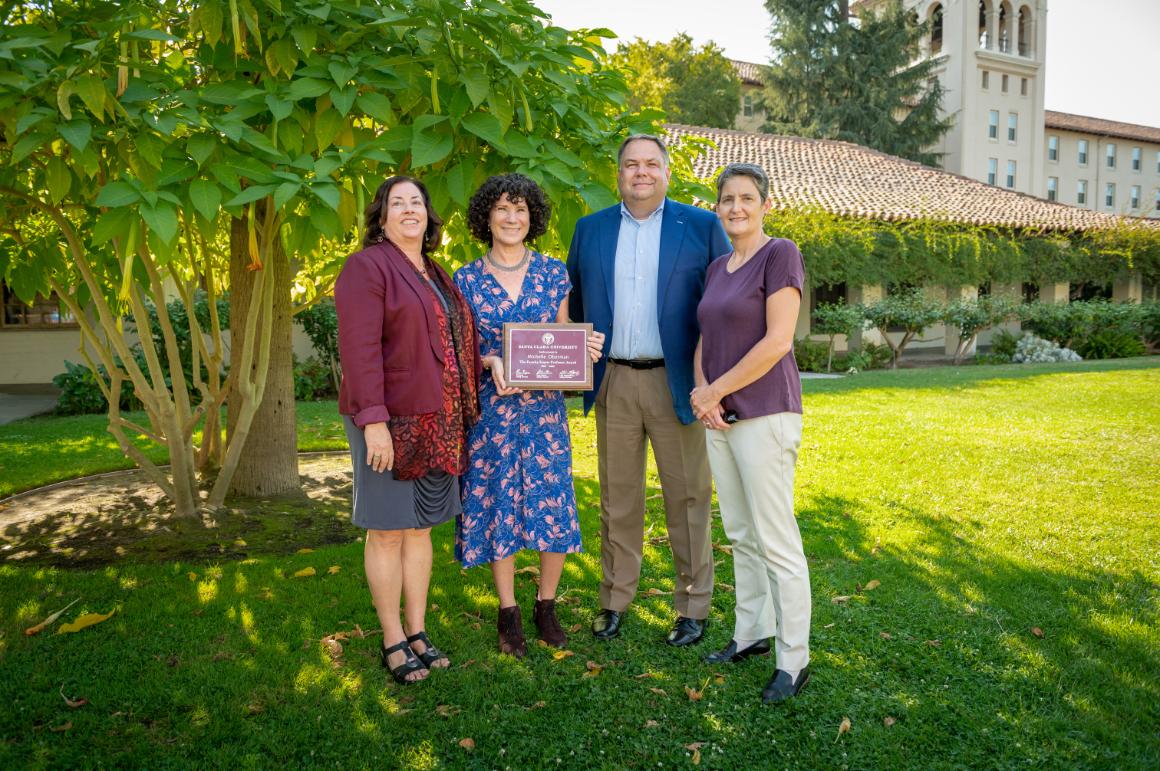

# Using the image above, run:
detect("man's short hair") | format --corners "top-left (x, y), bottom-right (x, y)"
top-left (617, 134), bottom-right (670, 167)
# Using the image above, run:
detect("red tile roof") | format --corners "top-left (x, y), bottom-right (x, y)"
top-left (729, 59), bottom-right (764, 86)
top-left (666, 123), bottom-right (1156, 232)
top-left (1044, 110), bottom-right (1160, 146)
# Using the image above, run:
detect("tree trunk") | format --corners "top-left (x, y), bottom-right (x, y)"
top-left (227, 211), bottom-right (300, 498)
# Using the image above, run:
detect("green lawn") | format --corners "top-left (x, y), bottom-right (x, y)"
top-left (1, 359), bottom-right (1158, 768)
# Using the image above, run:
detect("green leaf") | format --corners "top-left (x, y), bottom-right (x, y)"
top-left (198, 3), bottom-right (224, 46)
top-left (290, 26), bottom-right (317, 54)
top-left (188, 135), bottom-right (218, 166)
top-left (123, 29), bottom-right (179, 42)
top-left (461, 111), bottom-right (505, 149)
top-left (462, 68), bottom-right (489, 108)
top-left (310, 183), bottom-right (341, 211)
top-left (225, 184), bottom-right (278, 206)
top-left (156, 158), bottom-right (196, 187)
top-left (488, 91), bottom-right (514, 129)
top-left (410, 115), bottom-right (451, 168)
top-left (56, 81), bottom-right (73, 120)
top-left (328, 61), bottom-right (357, 86)
top-left (330, 85), bottom-right (357, 116)
top-left (45, 157), bottom-right (71, 204)
top-left (309, 206), bottom-right (341, 238)
top-left (357, 92), bottom-right (393, 123)
top-left (74, 75), bottom-right (106, 119)
top-left (265, 94), bottom-right (293, 122)
top-left (314, 155), bottom-right (341, 177)
top-left (189, 179), bottom-right (222, 222)
top-left (314, 108), bottom-right (343, 151)
top-left (95, 180), bottom-right (140, 208)
top-left (58, 120), bottom-right (92, 151)
top-left (141, 201), bottom-right (179, 244)
top-left (273, 181), bottom-right (302, 211)
top-left (444, 161), bottom-right (472, 207)
top-left (93, 206), bottom-right (135, 244)
top-left (287, 77), bottom-right (331, 101)
top-left (12, 133), bottom-right (48, 163)
top-left (266, 38), bottom-right (298, 77)
top-left (503, 131), bottom-right (540, 158)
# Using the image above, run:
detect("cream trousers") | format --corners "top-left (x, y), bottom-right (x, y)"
top-left (706, 412), bottom-right (810, 672)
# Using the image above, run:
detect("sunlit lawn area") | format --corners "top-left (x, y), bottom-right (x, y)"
top-left (1, 359), bottom-right (1158, 768)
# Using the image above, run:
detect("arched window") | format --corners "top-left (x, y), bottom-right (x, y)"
top-left (930, 3), bottom-right (944, 54)
top-left (998, 2), bottom-right (1012, 53)
top-left (1017, 5), bottom-right (1032, 56)
top-left (978, 0), bottom-right (991, 48)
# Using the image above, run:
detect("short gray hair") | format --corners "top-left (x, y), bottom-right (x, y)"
top-left (617, 134), bottom-right (670, 167)
top-left (716, 163), bottom-right (770, 203)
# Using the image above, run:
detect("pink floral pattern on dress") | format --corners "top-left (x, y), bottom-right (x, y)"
top-left (453, 253), bottom-right (583, 568)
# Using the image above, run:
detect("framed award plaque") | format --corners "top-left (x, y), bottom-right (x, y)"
top-left (502, 322), bottom-right (594, 390)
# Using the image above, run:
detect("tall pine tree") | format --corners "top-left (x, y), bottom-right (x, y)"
top-left (761, 0), bottom-right (952, 166)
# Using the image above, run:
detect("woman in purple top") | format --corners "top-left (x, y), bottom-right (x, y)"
top-left (691, 163), bottom-right (811, 705)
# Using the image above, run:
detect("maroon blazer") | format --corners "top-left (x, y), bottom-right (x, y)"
top-left (335, 239), bottom-right (480, 428)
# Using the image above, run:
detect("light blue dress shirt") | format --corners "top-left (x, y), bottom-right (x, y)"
top-left (609, 201), bottom-right (665, 359)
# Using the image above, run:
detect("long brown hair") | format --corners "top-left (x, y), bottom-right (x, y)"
top-left (363, 176), bottom-right (443, 253)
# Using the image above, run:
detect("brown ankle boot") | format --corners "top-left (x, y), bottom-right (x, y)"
top-left (533, 598), bottom-right (567, 648)
top-left (497, 605), bottom-right (526, 658)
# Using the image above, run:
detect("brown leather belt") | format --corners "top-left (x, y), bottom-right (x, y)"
top-left (608, 357), bottom-right (665, 370)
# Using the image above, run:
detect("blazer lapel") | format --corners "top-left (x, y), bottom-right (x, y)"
top-left (377, 241), bottom-right (444, 363)
top-left (657, 199), bottom-right (687, 317)
top-left (598, 206), bottom-right (619, 312)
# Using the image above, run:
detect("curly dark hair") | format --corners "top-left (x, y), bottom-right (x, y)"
top-left (466, 173), bottom-right (551, 245)
top-left (363, 175), bottom-right (443, 253)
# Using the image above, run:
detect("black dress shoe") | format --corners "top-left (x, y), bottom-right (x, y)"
top-left (666, 616), bottom-right (706, 647)
top-left (592, 609), bottom-right (622, 640)
top-left (762, 666), bottom-right (810, 704)
top-left (705, 638), bottom-right (771, 664)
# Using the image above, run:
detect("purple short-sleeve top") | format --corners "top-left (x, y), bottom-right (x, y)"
top-left (697, 238), bottom-right (804, 419)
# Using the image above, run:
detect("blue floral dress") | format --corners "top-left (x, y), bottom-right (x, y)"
top-left (453, 253), bottom-right (583, 568)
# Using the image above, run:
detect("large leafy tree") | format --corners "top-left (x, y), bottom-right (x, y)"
top-left (0, 0), bottom-right (673, 517)
top-left (761, 0), bottom-right (952, 166)
top-left (610, 34), bottom-right (741, 129)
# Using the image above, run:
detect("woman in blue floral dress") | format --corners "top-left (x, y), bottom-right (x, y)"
top-left (454, 174), bottom-right (604, 657)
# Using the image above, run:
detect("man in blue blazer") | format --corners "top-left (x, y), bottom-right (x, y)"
top-left (567, 134), bottom-right (732, 646)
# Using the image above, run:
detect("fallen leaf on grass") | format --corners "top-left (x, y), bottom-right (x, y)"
top-left (1031, 627), bottom-right (1045, 638)
top-left (296, 548), bottom-right (314, 554)
top-left (59, 686), bottom-right (86, 709)
top-left (436, 704), bottom-right (461, 717)
top-left (883, 716), bottom-right (896, 727)
top-left (514, 566), bottom-right (540, 577)
top-left (714, 673), bottom-right (725, 685)
top-left (568, 624), bottom-right (582, 633)
top-left (634, 672), bottom-right (657, 680)
top-left (188, 572), bottom-right (198, 581)
top-left (50, 721), bottom-right (72, 733)
top-left (322, 638), bottom-right (343, 660)
top-left (648, 687), bottom-right (667, 697)
top-left (823, 622), bottom-right (835, 628)
top-left (644, 587), bottom-right (672, 597)
top-left (57, 609), bottom-right (115, 634)
top-left (327, 566), bottom-right (341, 575)
top-left (835, 717), bottom-right (851, 743)
top-left (686, 742), bottom-right (704, 764)
top-left (528, 701), bottom-right (546, 710)
top-left (925, 639), bottom-right (941, 647)
top-left (713, 543), bottom-right (733, 555)
top-left (470, 622), bottom-right (481, 630)
top-left (24, 599), bottom-right (80, 636)
top-left (234, 539), bottom-right (247, 547)
top-left (718, 583), bottom-right (734, 592)
top-left (583, 660), bottom-right (604, 677)
top-left (684, 684), bottom-right (704, 702)
top-left (862, 579), bottom-right (881, 591)
top-left (293, 567), bottom-right (316, 578)
top-left (880, 632), bottom-right (892, 640)
top-left (458, 738), bottom-right (475, 751)
top-left (643, 719), bottom-right (659, 728)
top-left (831, 595), bottom-right (852, 605)
top-left (552, 649), bottom-right (575, 661)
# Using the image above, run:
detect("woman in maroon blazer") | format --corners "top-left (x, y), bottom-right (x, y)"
top-left (335, 176), bottom-right (481, 685)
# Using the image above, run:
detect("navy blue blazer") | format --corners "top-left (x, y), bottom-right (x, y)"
top-left (566, 198), bottom-right (732, 424)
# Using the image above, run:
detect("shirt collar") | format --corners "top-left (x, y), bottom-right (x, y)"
top-left (619, 199), bottom-right (665, 224)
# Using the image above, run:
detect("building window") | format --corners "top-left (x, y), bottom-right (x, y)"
top-left (1, 284), bottom-right (77, 329)
top-left (930, 4), bottom-right (944, 54)
top-left (1156, 151), bottom-right (1160, 173)
top-left (1131, 147), bottom-right (1141, 171)
top-left (1156, 188), bottom-right (1160, 211)
top-left (810, 282), bottom-right (849, 329)
top-left (1007, 113), bottom-right (1017, 142)
top-left (1130, 185), bottom-right (1140, 209)
top-left (743, 94), bottom-right (753, 118)
top-left (1106, 143), bottom-right (1116, 168)
top-left (1077, 179), bottom-right (1087, 205)
top-left (1006, 160), bottom-right (1016, 188)
top-left (1001, 73), bottom-right (1009, 92)
top-left (988, 110), bottom-right (999, 139)
top-left (987, 158), bottom-right (998, 185)
top-left (981, 70), bottom-right (989, 89)
top-left (1105, 182), bottom-right (1115, 208)
top-left (1078, 139), bottom-right (1088, 165)
top-left (1020, 77), bottom-right (1028, 96)
top-left (1047, 135), bottom-right (1058, 161)
top-left (1047, 177), bottom-right (1058, 201)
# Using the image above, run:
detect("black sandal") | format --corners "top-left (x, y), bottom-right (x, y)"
top-left (381, 640), bottom-right (427, 684)
top-left (407, 630), bottom-right (450, 668)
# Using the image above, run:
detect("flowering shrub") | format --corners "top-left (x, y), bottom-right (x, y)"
top-left (1011, 334), bottom-right (1082, 363)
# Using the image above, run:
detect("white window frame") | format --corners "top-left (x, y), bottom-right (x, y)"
top-left (1105, 182), bottom-right (1115, 208)
top-left (1006, 160), bottom-right (1016, 188)
top-left (1078, 139), bottom-right (1088, 166)
top-left (1131, 147), bottom-right (1141, 171)
top-left (1129, 185), bottom-right (1140, 209)
top-left (1007, 112), bottom-right (1018, 143)
top-left (987, 158), bottom-right (998, 185)
top-left (988, 110), bottom-right (999, 140)
top-left (1047, 135), bottom-right (1058, 161)
top-left (1047, 176), bottom-right (1058, 201)
top-left (1077, 179), bottom-right (1087, 205)
top-left (1106, 143), bottom-right (1116, 169)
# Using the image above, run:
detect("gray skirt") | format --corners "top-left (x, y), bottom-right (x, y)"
top-left (342, 415), bottom-right (460, 530)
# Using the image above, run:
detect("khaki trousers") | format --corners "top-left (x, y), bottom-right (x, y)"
top-left (594, 363), bottom-right (713, 618)
top-left (706, 412), bottom-right (810, 672)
